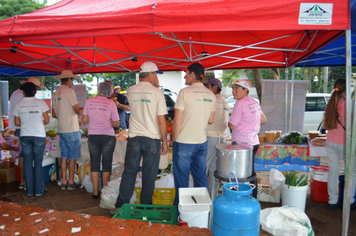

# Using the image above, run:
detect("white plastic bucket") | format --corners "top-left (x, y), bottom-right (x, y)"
top-left (281, 183), bottom-right (308, 211)
top-left (178, 205), bottom-right (210, 228)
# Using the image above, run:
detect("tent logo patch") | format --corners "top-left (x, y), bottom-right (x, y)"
top-left (303, 5), bottom-right (328, 16)
top-left (299, 3), bottom-right (333, 25)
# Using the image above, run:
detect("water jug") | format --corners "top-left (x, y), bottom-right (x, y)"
top-left (213, 182), bottom-right (260, 235)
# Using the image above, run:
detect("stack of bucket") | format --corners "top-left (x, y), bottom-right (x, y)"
top-left (310, 165), bottom-right (329, 203)
top-left (178, 187), bottom-right (212, 228)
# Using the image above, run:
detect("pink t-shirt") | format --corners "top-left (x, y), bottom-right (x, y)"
top-left (229, 96), bottom-right (263, 146)
top-left (327, 99), bottom-right (346, 145)
top-left (83, 96), bottom-right (120, 136)
top-left (0, 135), bottom-right (5, 144)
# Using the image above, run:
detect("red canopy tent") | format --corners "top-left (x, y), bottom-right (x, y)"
top-left (0, 0), bottom-right (351, 74)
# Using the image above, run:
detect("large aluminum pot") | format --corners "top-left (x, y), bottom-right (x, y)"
top-left (216, 142), bottom-right (253, 179)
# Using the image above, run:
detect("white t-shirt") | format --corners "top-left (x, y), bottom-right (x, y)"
top-left (207, 94), bottom-right (230, 138)
top-left (175, 83), bottom-right (216, 144)
top-left (128, 82), bottom-right (167, 140)
top-left (52, 85), bottom-right (80, 133)
top-left (8, 89), bottom-right (24, 129)
top-left (13, 97), bottom-right (49, 137)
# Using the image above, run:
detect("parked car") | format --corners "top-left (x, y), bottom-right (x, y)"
top-left (303, 93), bottom-right (331, 134)
top-left (163, 89), bottom-right (177, 120)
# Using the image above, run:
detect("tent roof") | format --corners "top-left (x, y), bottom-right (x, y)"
top-left (0, 0), bottom-right (350, 74)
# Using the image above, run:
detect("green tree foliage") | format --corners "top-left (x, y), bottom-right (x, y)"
top-left (0, 0), bottom-right (47, 20)
top-left (100, 73), bottom-right (137, 91)
top-left (221, 69), bottom-right (243, 87)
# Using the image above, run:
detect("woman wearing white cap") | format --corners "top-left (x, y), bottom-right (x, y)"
top-left (228, 79), bottom-right (266, 198)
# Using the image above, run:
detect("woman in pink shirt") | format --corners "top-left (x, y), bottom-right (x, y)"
top-left (324, 79), bottom-right (356, 211)
top-left (83, 82), bottom-right (120, 199)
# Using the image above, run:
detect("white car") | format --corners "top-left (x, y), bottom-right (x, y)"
top-left (303, 93), bottom-right (331, 134)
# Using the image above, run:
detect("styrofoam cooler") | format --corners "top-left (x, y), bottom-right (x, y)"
top-left (310, 165), bottom-right (329, 203)
top-left (178, 187), bottom-right (212, 228)
top-left (15, 156), bottom-right (55, 184)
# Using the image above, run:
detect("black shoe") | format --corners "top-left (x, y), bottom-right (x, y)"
top-left (92, 194), bottom-right (99, 200)
top-left (328, 204), bottom-right (338, 211)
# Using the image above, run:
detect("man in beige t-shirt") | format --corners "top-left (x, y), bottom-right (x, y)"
top-left (206, 78), bottom-right (230, 198)
top-left (52, 70), bottom-right (83, 191)
top-left (172, 63), bottom-right (216, 206)
top-left (112, 62), bottom-right (168, 214)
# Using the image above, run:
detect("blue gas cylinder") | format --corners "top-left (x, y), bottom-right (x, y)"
top-left (213, 182), bottom-right (261, 236)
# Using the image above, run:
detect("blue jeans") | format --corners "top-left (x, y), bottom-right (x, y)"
top-left (115, 136), bottom-right (161, 208)
top-left (173, 141), bottom-right (208, 206)
top-left (20, 136), bottom-right (46, 196)
top-left (88, 135), bottom-right (116, 172)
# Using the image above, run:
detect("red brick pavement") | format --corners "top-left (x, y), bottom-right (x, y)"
top-left (0, 201), bottom-right (212, 235)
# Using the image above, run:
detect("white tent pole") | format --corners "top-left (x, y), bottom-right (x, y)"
top-left (289, 66), bottom-right (295, 132)
top-left (342, 29), bottom-right (355, 236)
top-left (284, 52), bottom-right (289, 134)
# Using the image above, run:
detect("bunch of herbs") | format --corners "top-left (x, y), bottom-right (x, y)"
top-left (284, 171), bottom-right (308, 187)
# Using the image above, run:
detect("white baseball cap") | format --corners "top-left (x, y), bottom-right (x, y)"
top-left (139, 62), bottom-right (163, 74)
top-left (229, 79), bottom-right (251, 90)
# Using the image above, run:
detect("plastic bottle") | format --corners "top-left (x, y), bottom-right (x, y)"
top-left (166, 118), bottom-right (173, 142)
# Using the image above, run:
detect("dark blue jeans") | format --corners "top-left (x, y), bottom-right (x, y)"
top-left (172, 141), bottom-right (208, 206)
top-left (88, 135), bottom-right (116, 172)
top-left (20, 136), bottom-right (46, 196)
top-left (115, 136), bottom-right (161, 208)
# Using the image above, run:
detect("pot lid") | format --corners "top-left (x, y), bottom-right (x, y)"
top-left (216, 142), bottom-right (253, 151)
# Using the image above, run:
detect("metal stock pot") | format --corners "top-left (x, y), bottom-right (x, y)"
top-left (216, 142), bottom-right (253, 179)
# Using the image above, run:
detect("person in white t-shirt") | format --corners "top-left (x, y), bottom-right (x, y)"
top-left (228, 80), bottom-right (266, 198)
top-left (205, 78), bottom-right (230, 198)
top-left (13, 82), bottom-right (49, 197)
top-left (8, 77), bottom-right (45, 190)
top-left (111, 62), bottom-right (168, 215)
top-left (52, 70), bottom-right (83, 191)
top-left (172, 63), bottom-right (216, 206)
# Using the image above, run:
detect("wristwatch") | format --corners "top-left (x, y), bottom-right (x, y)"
top-left (118, 103), bottom-right (121, 108)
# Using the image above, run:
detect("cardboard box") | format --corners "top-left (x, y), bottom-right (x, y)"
top-left (0, 161), bottom-right (15, 169)
top-left (0, 167), bottom-right (16, 183)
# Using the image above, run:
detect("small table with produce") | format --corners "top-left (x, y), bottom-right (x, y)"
top-left (255, 132), bottom-right (321, 172)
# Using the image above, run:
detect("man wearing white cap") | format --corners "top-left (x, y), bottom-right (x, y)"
top-left (112, 62), bottom-right (168, 214)
top-left (206, 78), bottom-right (230, 198)
top-left (228, 79), bottom-right (266, 198)
top-left (8, 77), bottom-right (45, 190)
top-left (52, 70), bottom-right (83, 191)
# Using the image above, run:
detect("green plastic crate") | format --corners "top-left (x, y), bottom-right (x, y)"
top-left (112, 204), bottom-right (177, 225)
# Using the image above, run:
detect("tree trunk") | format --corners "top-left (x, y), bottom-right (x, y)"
top-left (269, 68), bottom-right (280, 80)
top-left (252, 69), bottom-right (263, 102)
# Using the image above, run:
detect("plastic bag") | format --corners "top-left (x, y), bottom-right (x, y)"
top-left (260, 206), bottom-right (314, 236)
top-left (270, 168), bottom-right (285, 190)
top-left (100, 177), bottom-right (137, 209)
top-left (155, 173), bottom-right (174, 188)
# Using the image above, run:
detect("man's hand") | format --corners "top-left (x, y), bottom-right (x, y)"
top-left (161, 141), bottom-right (168, 155)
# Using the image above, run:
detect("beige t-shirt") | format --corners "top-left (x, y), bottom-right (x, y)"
top-left (128, 82), bottom-right (168, 140)
top-left (175, 83), bottom-right (216, 144)
top-left (207, 94), bottom-right (230, 138)
top-left (52, 85), bottom-right (80, 133)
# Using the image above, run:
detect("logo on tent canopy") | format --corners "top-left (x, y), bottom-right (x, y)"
top-left (303, 5), bottom-right (328, 16)
top-left (299, 3), bottom-right (333, 25)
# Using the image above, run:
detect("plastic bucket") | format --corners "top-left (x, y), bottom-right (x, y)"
top-left (282, 183), bottom-right (308, 211)
top-left (178, 205), bottom-right (209, 228)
